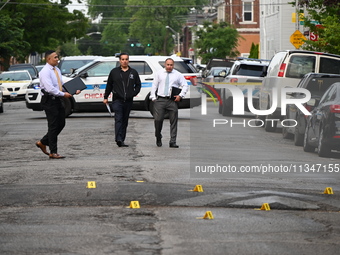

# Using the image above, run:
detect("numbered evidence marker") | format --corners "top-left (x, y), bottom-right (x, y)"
top-left (128, 201), bottom-right (140, 209)
top-left (323, 187), bottom-right (334, 195)
top-left (197, 211), bottom-right (214, 220)
top-left (86, 181), bottom-right (96, 189)
top-left (255, 203), bottom-right (271, 211)
top-left (189, 185), bottom-right (204, 192)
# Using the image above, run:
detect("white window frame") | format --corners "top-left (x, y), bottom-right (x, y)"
top-left (242, 0), bottom-right (254, 22)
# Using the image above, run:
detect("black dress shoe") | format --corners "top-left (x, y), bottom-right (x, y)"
top-left (117, 141), bottom-right (129, 147)
top-left (169, 143), bottom-right (179, 148)
top-left (156, 138), bottom-right (162, 147)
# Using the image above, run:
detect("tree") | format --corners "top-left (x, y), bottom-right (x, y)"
top-left (249, 43), bottom-right (259, 59)
top-left (1, 0), bottom-right (88, 64)
top-left (88, 0), bottom-right (207, 55)
top-left (295, 0), bottom-right (340, 54)
top-left (0, 14), bottom-right (30, 69)
top-left (194, 21), bottom-right (241, 63)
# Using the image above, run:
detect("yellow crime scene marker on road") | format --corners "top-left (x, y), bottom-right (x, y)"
top-left (323, 187), bottom-right (334, 194)
top-left (255, 203), bottom-right (271, 211)
top-left (197, 211), bottom-right (214, 220)
top-left (128, 201), bottom-right (140, 209)
top-left (86, 181), bottom-right (96, 189)
top-left (189, 185), bottom-right (204, 192)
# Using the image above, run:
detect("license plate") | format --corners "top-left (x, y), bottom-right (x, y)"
top-left (10, 92), bottom-right (17, 97)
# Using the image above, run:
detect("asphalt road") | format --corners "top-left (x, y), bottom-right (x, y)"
top-left (0, 100), bottom-right (340, 255)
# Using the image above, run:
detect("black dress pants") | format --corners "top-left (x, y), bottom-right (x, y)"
top-left (112, 99), bottom-right (133, 142)
top-left (40, 96), bottom-right (65, 154)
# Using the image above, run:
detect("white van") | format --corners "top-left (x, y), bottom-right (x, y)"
top-left (26, 55), bottom-right (201, 116)
top-left (259, 50), bottom-right (340, 132)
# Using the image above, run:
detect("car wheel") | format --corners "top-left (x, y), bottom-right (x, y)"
top-left (294, 125), bottom-right (304, 146)
top-left (218, 89), bottom-right (224, 114)
top-left (282, 125), bottom-right (293, 139)
top-left (221, 96), bottom-right (232, 117)
top-left (264, 115), bottom-right (277, 132)
top-left (318, 128), bottom-right (331, 157)
top-left (254, 115), bottom-right (265, 127)
top-left (303, 125), bottom-right (315, 152)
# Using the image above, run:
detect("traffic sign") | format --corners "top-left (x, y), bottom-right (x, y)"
top-left (290, 30), bottom-right (307, 49)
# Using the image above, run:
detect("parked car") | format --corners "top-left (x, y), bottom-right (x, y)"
top-left (35, 65), bottom-right (45, 72)
top-left (0, 86), bottom-right (3, 113)
top-left (0, 70), bottom-right (32, 100)
top-left (217, 58), bottom-right (269, 116)
top-left (202, 58), bottom-right (234, 79)
top-left (283, 73), bottom-right (340, 146)
top-left (303, 82), bottom-right (340, 157)
top-left (58, 56), bottom-right (100, 75)
top-left (8, 63), bottom-right (39, 79)
top-left (259, 50), bottom-right (340, 132)
top-left (26, 55), bottom-right (201, 117)
top-left (203, 66), bottom-right (230, 83)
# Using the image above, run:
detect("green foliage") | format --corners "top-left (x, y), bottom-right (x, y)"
top-left (0, 14), bottom-right (30, 68)
top-left (249, 43), bottom-right (259, 59)
top-left (194, 21), bottom-right (241, 63)
top-left (88, 0), bottom-right (207, 55)
top-left (0, 0), bottom-right (88, 63)
top-left (295, 0), bottom-right (340, 54)
top-left (59, 42), bottom-right (82, 57)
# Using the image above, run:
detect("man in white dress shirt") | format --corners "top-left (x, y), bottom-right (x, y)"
top-left (150, 58), bottom-right (188, 148)
top-left (35, 50), bottom-right (79, 159)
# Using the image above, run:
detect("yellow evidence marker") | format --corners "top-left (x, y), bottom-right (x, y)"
top-left (189, 185), bottom-right (204, 192)
top-left (255, 203), bottom-right (271, 211)
top-left (128, 201), bottom-right (140, 209)
top-left (197, 211), bottom-right (214, 219)
top-left (86, 181), bottom-right (96, 189)
top-left (323, 187), bottom-right (334, 194)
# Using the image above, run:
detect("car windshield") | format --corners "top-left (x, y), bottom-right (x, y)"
top-left (234, 64), bottom-right (265, 77)
top-left (210, 68), bottom-right (226, 76)
top-left (0, 72), bottom-right (31, 81)
top-left (10, 66), bottom-right (36, 78)
top-left (59, 59), bottom-right (97, 75)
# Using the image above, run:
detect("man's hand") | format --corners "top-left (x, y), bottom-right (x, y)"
top-left (103, 99), bottom-right (108, 104)
top-left (75, 90), bottom-right (81, 95)
top-left (174, 95), bottom-right (181, 102)
top-left (64, 92), bottom-right (72, 98)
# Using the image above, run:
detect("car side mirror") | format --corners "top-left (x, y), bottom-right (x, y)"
top-left (79, 72), bottom-right (88, 79)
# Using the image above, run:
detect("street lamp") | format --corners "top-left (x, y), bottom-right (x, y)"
top-left (166, 26), bottom-right (180, 54)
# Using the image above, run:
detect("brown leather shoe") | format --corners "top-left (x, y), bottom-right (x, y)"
top-left (49, 153), bottom-right (65, 159)
top-left (36, 141), bottom-right (49, 155)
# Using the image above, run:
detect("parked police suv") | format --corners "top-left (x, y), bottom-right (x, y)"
top-left (25, 55), bottom-right (201, 117)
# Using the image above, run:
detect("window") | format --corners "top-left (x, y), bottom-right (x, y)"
top-left (234, 64), bottom-right (265, 77)
top-left (286, 56), bottom-right (316, 78)
top-left (319, 57), bottom-right (340, 74)
top-left (129, 61), bottom-right (152, 75)
top-left (86, 61), bottom-right (118, 77)
top-left (243, 1), bottom-right (253, 22)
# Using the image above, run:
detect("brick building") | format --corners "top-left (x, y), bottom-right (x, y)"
top-left (216, 0), bottom-right (261, 58)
